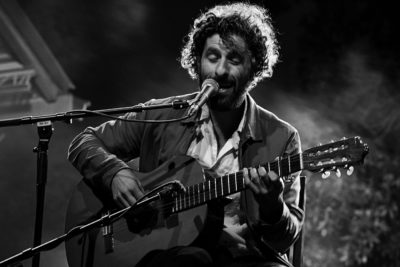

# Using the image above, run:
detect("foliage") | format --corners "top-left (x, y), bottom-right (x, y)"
top-left (292, 1), bottom-right (400, 265)
top-left (304, 149), bottom-right (400, 267)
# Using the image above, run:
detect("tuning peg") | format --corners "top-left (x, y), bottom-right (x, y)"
top-left (335, 168), bottom-right (341, 178)
top-left (322, 171), bottom-right (331, 179)
top-left (346, 166), bottom-right (354, 176)
top-left (341, 137), bottom-right (347, 140)
top-left (330, 139), bottom-right (335, 143)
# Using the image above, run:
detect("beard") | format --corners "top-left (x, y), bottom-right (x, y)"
top-left (199, 69), bottom-right (250, 111)
top-left (199, 74), bottom-right (249, 111)
top-left (207, 89), bottom-right (246, 111)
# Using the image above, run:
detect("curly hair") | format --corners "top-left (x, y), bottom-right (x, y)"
top-left (180, 2), bottom-right (279, 89)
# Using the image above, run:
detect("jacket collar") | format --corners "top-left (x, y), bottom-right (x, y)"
top-left (241, 94), bottom-right (264, 142)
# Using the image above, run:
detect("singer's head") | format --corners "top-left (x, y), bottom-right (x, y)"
top-left (180, 3), bottom-right (279, 110)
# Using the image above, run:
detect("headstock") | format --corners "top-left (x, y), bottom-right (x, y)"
top-left (302, 136), bottom-right (369, 178)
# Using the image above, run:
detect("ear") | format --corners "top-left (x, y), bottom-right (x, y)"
top-left (249, 56), bottom-right (257, 77)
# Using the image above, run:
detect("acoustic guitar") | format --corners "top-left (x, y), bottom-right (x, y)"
top-left (65, 136), bottom-right (368, 267)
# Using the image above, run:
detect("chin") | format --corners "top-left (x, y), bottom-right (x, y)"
top-left (209, 94), bottom-right (244, 111)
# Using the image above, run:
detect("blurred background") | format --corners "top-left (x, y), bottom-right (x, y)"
top-left (0, 0), bottom-right (399, 266)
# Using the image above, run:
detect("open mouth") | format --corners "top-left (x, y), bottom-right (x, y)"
top-left (218, 83), bottom-right (234, 90)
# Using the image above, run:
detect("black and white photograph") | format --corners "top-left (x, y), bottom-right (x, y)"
top-left (0, 1), bottom-right (398, 266)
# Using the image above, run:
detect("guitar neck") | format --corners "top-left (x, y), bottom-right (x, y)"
top-left (171, 153), bottom-right (303, 213)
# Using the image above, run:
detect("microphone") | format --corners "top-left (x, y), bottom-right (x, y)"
top-left (188, 78), bottom-right (219, 116)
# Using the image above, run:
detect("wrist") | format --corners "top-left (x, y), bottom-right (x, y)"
top-left (259, 195), bottom-right (284, 224)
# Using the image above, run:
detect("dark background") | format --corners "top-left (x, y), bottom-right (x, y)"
top-left (0, 0), bottom-right (399, 266)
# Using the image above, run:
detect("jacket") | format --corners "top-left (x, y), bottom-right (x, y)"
top-left (68, 92), bottom-right (304, 263)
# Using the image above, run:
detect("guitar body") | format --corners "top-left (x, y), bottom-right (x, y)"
top-left (65, 155), bottom-right (223, 267)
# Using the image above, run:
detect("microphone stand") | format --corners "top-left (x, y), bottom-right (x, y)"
top-left (0, 191), bottom-right (164, 267)
top-left (0, 100), bottom-right (189, 267)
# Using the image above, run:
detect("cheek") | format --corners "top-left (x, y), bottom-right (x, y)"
top-left (236, 65), bottom-right (252, 82)
top-left (231, 67), bottom-right (248, 81)
top-left (200, 58), bottom-right (213, 74)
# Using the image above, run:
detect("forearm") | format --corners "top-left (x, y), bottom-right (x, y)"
top-left (256, 199), bottom-right (304, 253)
top-left (68, 113), bottom-right (143, 191)
top-left (68, 127), bottom-right (132, 191)
top-left (257, 129), bottom-right (304, 253)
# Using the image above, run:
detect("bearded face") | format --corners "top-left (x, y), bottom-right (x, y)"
top-left (198, 33), bottom-right (254, 111)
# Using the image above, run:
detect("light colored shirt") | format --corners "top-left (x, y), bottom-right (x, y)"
top-left (186, 100), bottom-right (257, 256)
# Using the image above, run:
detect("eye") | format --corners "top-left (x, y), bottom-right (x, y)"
top-left (207, 53), bottom-right (219, 62)
top-left (228, 53), bottom-right (243, 65)
top-left (230, 57), bottom-right (242, 65)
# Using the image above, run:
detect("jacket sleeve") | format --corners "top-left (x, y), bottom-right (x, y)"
top-left (68, 111), bottom-right (146, 193)
top-left (255, 129), bottom-right (304, 254)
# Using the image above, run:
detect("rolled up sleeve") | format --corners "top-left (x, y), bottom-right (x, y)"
top-left (68, 111), bottom-right (145, 192)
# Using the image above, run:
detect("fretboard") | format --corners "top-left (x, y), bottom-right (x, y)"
top-left (171, 153), bottom-right (303, 213)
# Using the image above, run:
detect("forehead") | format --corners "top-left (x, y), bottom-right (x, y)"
top-left (203, 33), bottom-right (250, 56)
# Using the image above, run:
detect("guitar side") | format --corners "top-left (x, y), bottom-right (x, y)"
top-left (65, 156), bottom-right (218, 267)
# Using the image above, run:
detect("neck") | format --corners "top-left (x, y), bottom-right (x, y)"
top-left (209, 100), bottom-right (245, 141)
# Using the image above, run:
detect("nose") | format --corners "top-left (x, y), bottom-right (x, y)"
top-left (215, 59), bottom-right (229, 78)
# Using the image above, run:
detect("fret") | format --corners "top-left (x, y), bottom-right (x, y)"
top-left (277, 158), bottom-right (281, 176)
top-left (190, 186), bottom-right (195, 207)
top-left (220, 177), bottom-right (224, 196)
top-left (186, 192), bottom-right (189, 210)
top-left (197, 184), bottom-right (200, 205)
top-left (201, 183), bottom-right (205, 204)
top-left (193, 184), bottom-right (197, 206)
top-left (234, 172), bottom-right (238, 192)
top-left (267, 162), bottom-right (271, 173)
top-left (227, 174), bottom-right (231, 194)
top-left (192, 185), bottom-right (196, 207)
top-left (288, 155), bottom-right (291, 174)
top-left (214, 177), bottom-right (219, 198)
top-left (175, 195), bottom-right (178, 212)
top-left (180, 193), bottom-right (187, 210)
top-left (208, 180), bottom-right (212, 200)
top-left (186, 187), bottom-right (190, 208)
top-left (192, 185), bottom-right (196, 206)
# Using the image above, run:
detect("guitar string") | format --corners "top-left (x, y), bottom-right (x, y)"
top-left (93, 150), bottom-right (354, 247)
top-left (106, 157), bottom-right (304, 225)
top-left (107, 158), bottom-right (306, 234)
top-left (91, 153), bottom-right (352, 240)
top-left (110, 155), bottom-right (349, 234)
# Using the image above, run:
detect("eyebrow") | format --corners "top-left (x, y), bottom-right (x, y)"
top-left (204, 46), bottom-right (244, 58)
top-left (204, 47), bottom-right (220, 55)
top-left (228, 51), bottom-right (243, 59)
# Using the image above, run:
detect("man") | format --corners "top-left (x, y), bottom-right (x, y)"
top-left (68, 3), bottom-right (303, 267)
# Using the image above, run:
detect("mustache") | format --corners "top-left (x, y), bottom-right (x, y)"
top-left (209, 77), bottom-right (235, 87)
